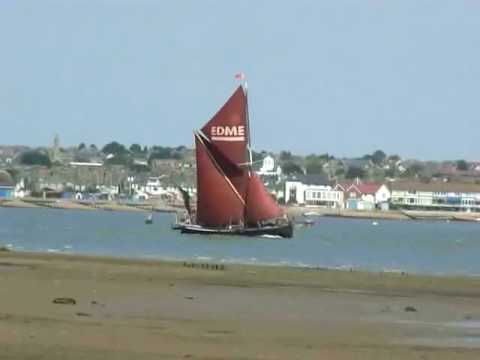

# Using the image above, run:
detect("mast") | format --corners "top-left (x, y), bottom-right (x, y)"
top-left (244, 81), bottom-right (253, 169)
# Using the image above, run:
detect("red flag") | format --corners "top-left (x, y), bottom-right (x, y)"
top-left (234, 72), bottom-right (245, 81)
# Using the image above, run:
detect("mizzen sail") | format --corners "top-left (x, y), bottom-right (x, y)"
top-left (245, 174), bottom-right (284, 224)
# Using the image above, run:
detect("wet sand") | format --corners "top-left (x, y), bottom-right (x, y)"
top-left (1, 252), bottom-right (480, 359)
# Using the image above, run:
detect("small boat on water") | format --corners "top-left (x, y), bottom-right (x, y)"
top-left (145, 213), bottom-right (153, 225)
top-left (303, 211), bottom-right (319, 217)
top-left (174, 79), bottom-right (293, 238)
top-left (295, 218), bottom-right (315, 227)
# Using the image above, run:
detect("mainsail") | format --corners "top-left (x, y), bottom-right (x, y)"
top-left (195, 85), bottom-right (284, 228)
top-left (195, 134), bottom-right (245, 227)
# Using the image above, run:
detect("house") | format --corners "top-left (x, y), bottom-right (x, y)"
top-left (285, 174), bottom-right (343, 208)
top-left (0, 171), bottom-right (15, 198)
top-left (390, 181), bottom-right (480, 211)
top-left (257, 155), bottom-right (282, 177)
top-left (334, 179), bottom-right (391, 210)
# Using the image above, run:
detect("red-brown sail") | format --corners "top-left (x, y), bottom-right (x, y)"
top-left (200, 86), bottom-right (247, 167)
top-left (201, 137), bottom-right (249, 202)
top-left (195, 134), bottom-right (245, 227)
top-left (245, 174), bottom-right (284, 224)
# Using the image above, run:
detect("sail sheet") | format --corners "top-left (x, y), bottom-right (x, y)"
top-left (245, 174), bottom-right (284, 224)
top-left (195, 134), bottom-right (245, 227)
top-left (200, 86), bottom-right (247, 167)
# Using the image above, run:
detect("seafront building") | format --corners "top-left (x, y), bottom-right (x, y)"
top-left (0, 170), bottom-right (15, 198)
top-left (285, 176), bottom-right (391, 210)
top-left (390, 181), bottom-right (480, 211)
top-left (285, 175), bottom-right (344, 208)
top-left (334, 179), bottom-right (391, 210)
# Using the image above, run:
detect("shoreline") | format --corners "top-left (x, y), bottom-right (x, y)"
top-left (2, 250), bottom-right (480, 294)
top-left (0, 197), bottom-right (178, 213)
top-left (287, 205), bottom-right (480, 222)
top-left (1, 251), bottom-right (480, 359)
top-left (2, 199), bottom-right (480, 222)
top-left (1, 248), bottom-right (479, 279)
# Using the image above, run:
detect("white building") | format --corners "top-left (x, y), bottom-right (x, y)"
top-left (334, 180), bottom-right (391, 210)
top-left (257, 155), bottom-right (282, 177)
top-left (390, 182), bottom-right (480, 211)
top-left (285, 180), bottom-right (344, 208)
top-left (144, 176), bottom-right (169, 197)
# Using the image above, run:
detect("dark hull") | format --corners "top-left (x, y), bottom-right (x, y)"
top-left (178, 222), bottom-right (293, 238)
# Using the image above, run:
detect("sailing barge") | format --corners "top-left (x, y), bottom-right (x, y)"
top-left (176, 83), bottom-right (293, 238)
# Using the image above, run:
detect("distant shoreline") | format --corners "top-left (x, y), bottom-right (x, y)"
top-left (287, 206), bottom-right (480, 222)
top-left (0, 197), bottom-right (178, 213)
top-left (1, 199), bottom-right (480, 222)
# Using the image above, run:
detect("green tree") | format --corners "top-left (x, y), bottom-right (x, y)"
top-left (305, 153), bottom-right (332, 175)
top-left (279, 151), bottom-right (293, 161)
top-left (346, 166), bottom-right (365, 179)
top-left (371, 150), bottom-right (387, 165)
top-left (20, 151), bottom-right (51, 167)
top-left (401, 163), bottom-right (425, 178)
top-left (148, 146), bottom-right (182, 162)
top-left (282, 161), bottom-right (303, 175)
top-left (130, 163), bottom-right (150, 173)
top-left (78, 142), bottom-right (86, 150)
top-left (129, 143), bottom-right (142, 154)
top-left (105, 154), bottom-right (130, 166)
top-left (388, 154), bottom-right (401, 162)
top-left (456, 160), bottom-right (469, 171)
top-left (335, 167), bottom-right (345, 177)
top-left (5, 168), bottom-right (20, 182)
top-left (102, 141), bottom-right (128, 155)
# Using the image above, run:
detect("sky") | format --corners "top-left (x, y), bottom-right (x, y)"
top-left (0, 0), bottom-right (479, 160)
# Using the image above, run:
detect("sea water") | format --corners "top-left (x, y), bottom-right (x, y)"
top-left (1, 207), bottom-right (479, 276)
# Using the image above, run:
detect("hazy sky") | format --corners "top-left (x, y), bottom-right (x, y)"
top-left (0, 1), bottom-right (479, 160)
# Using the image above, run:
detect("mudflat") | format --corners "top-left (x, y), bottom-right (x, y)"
top-left (1, 252), bottom-right (480, 359)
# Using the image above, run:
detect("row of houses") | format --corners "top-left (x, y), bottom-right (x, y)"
top-left (285, 176), bottom-right (480, 212)
top-left (285, 176), bottom-right (390, 210)
top-left (390, 182), bottom-right (480, 211)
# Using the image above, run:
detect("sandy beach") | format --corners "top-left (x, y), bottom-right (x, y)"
top-left (0, 251), bottom-right (479, 359)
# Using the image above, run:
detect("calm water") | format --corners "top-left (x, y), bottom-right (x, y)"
top-left (1, 207), bottom-right (479, 276)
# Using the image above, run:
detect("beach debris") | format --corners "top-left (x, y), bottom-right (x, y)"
top-left (183, 262), bottom-right (225, 271)
top-left (53, 297), bottom-right (76, 305)
top-left (76, 312), bottom-right (91, 317)
top-left (185, 296), bottom-right (196, 300)
top-left (169, 283), bottom-right (175, 287)
top-left (183, 355), bottom-right (193, 359)
top-left (90, 300), bottom-right (105, 307)
top-left (381, 306), bottom-right (392, 313)
top-left (404, 306), bottom-right (417, 312)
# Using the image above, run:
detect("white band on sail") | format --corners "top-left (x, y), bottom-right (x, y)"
top-left (211, 136), bottom-right (245, 142)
